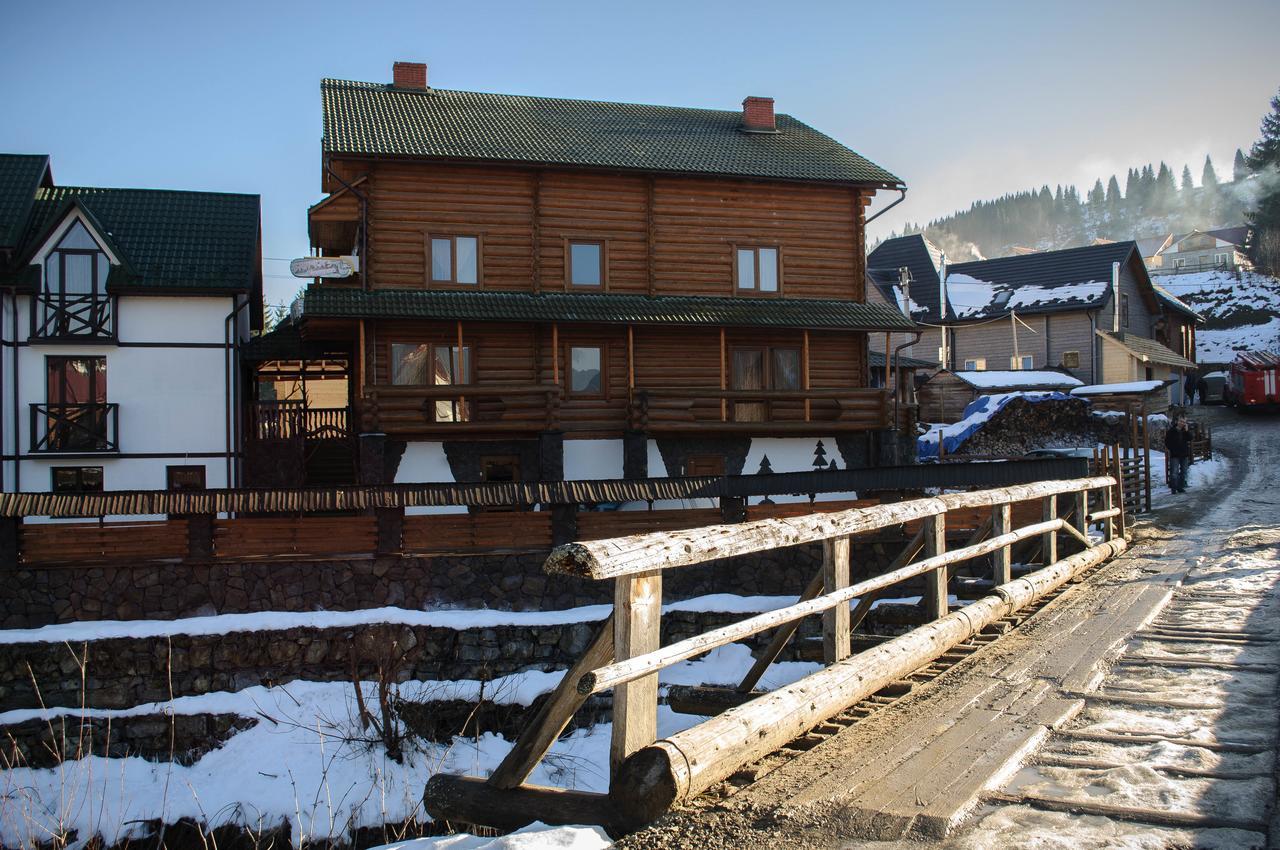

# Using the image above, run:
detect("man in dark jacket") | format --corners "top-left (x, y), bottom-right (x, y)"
top-left (1165, 415), bottom-right (1193, 493)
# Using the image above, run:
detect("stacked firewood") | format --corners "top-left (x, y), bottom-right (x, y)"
top-left (954, 397), bottom-right (1127, 456)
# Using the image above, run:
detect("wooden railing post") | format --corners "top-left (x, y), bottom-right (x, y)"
top-left (1073, 489), bottom-right (1088, 552)
top-left (1041, 495), bottom-right (1057, 565)
top-left (922, 513), bottom-right (947, 620)
top-left (1101, 484), bottom-right (1116, 542)
top-left (1111, 446), bottom-right (1127, 538)
top-left (611, 570), bottom-right (662, 777)
top-left (822, 536), bottom-right (851, 663)
top-left (992, 502), bottom-right (1011, 584)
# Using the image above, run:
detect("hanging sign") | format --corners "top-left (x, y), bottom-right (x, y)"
top-left (290, 257), bottom-right (354, 278)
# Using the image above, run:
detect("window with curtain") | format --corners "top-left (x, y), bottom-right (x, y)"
top-left (390, 343), bottom-right (472, 422)
top-left (429, 235), bottom-right (479, 284)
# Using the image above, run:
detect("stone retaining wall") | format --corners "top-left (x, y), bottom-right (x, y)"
top-left (0, 540), bottom-right (918, 629)
top-left (0, 611), bottom-right (828, 712)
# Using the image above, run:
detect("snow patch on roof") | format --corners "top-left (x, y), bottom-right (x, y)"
top-left (955, 370), bottom-right (1083, 389)
top-left (1071, 380), bottom-right (1166, 395)
top-left (946, 274), bottom-right (1109, 319)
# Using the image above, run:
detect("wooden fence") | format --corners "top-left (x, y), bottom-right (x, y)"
top-left (424, 475), bottom-right (1127, 833)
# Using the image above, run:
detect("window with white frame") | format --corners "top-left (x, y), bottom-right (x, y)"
top-left (963, 358), bottom-right (986, 371)
top-left (1010, 355), bottom-right (1033, 370)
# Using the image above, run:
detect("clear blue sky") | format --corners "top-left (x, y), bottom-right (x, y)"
top-left (3, 0), bottom-right (1277, 308)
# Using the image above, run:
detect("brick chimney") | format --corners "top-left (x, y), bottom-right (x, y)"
top-left (393, 61), bottom-right (428, 90)
top-left (742, 96), bottom-right (776, 132)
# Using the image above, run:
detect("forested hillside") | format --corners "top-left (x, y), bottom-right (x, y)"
top-left (881, 151), bottom-right (1262, 261)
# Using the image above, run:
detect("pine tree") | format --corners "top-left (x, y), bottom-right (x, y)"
top-left (1140, 165), bottom-right (1155, 207)
top-left (1155, 162), bottom-right (1176, 213)
top-left (1246, 89), bottom-right (1280, 274)
top-left (1202, 155), bottom-right (1219, 189)
top-left (1233, 148), bottom-right (1249, 181)
top-left (1105, 175), bottom-right (1121, 212)
top-left (1181, 164), bottom-right (1194, 194)
top-left (1124, 168), bottom-right (1140, 202)
top-left (1088, 179), bottom-right (1105, 208)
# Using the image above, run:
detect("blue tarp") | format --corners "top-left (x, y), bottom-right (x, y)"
top-left (918, 391), bottom-right (1079, 460)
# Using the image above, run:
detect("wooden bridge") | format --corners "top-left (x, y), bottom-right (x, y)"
top-left (424, 473), bottom-right (1127, 836)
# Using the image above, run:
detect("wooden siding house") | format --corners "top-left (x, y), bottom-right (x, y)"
top-left (0, 154), bottom-right (262, 497)
top-left (868, 239), bottom-right (1202, 409)
top-left (250, 62), bottom-right (915, 488)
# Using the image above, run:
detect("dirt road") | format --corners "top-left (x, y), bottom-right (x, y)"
top-left (618, 407), bottom-right (1280, 850)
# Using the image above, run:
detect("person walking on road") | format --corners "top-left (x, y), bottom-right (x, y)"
top-left (1185, 372), bottom-right (1199, 405)
top-left (1165, 415), bottom-right (1193, 494)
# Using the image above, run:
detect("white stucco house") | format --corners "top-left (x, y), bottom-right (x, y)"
top-left (0, 154), bottom-right (262, 497)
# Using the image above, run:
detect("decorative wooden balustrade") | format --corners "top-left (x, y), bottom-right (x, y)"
top-left (29, 402), bottom-right (119, 453)
top-left (30, 292), bottom-right (116, 340)
top-left (424, 474), bottom-right (1126, 834)
top-left (362, 385), bottom-right (563, 435)
top-left (628, 387), bottom-right (891, 433)
top-left (252, 401), bottom-right (350, 440)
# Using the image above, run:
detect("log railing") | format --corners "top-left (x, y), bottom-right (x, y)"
top-left (362, 385), bottom-right (563, 435)
top-left (424, 475), bottom-right (1126, 834)
top-left (253, 402), bottom-right (351, 441)
top-left (628, 387), bottom-right (890, 433)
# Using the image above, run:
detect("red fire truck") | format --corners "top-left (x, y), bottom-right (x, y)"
top-left (1226, 351), bottom-right (1280, 412)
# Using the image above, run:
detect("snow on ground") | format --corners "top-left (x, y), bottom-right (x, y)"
top-left (0, 644), bottom-right (815, 849)
top-left (368, 822), bottom-right (611, 850)
top-left (946, 805), bottom-right (1260, 850)
top-left (1153, 269), bottom-right (1280, 362)
top-left (1147, 451), bottom-right (1228, 506)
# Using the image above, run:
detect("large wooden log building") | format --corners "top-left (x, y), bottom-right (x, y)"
top-left (246, 62), bottom-right (914, 489)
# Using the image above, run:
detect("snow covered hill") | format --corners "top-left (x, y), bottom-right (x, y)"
top-left (1153, 270), bottom-right (1280, 364)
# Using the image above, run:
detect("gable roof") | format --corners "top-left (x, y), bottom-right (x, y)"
top-left (943, 241), bottom-right (1145, 321)
top-left (866, 234), bottom-right (947, 322)
top-left (949, 369), bottom-right (1083, 391)
top-left (0, 154), bottom-right (51, 253)
top-left (320, 79), bottom-right (902, 187)
top-left (1135, 234), bottom-right (1172, 258)
top-left (3, 184), bottom-right (260, 293)
top-left (1207, 226), bottom-right (1248, 247)
top-left (301, 287), bottom-right (916, 331)
top-left (1151, 282), bottom-right (1203, 321)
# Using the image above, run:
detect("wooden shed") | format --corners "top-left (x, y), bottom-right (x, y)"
top-left (917, 369), bottom-right (1083, 423)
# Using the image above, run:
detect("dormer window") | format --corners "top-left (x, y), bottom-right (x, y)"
top-left (35, 219), bottom-right (115, 339)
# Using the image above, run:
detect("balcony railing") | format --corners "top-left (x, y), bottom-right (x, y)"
top-left (30, 293), bottom-right (116, 340)
top-left (362, 385), bottom-right (563, 435)
top-left (252, 401), bottom-right (350, 441)
top-left (30, 403), bottom-right (119, 453)
top-left (628, 387), bottom-right (892, 433)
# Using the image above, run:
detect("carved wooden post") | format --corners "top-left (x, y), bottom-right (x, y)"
top-left (991, 502), bottom-right (1011, 584)
top-left (611, 570), bottom-right (662, 777)
top-left (922, 513), bottom-right (947, 620)
top-left (822, 536), bottom-right (851, 663)
top-left (1041, 495), bottom-right (1057, 565)
top-left (1102, 483), bottom-right (1115, 542)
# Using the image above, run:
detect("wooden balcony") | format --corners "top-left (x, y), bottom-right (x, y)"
top-left (362, 385), bottom-right (563, 435)
top-left (252, 401), bottom-right (350, 441)
top-left (628, 387), bottom-right (892, 434)
top-left (30, 293), bottom-right (116, 341)
top-left (30, 403), bottom-right (119, 453)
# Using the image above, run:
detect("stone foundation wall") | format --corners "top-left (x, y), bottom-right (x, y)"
top-left (2, 713), bottom-right (255, 769)
top-left (2, 539), bottom-right (906, 629)
top-left (0, 611), bottom-right (829, 712)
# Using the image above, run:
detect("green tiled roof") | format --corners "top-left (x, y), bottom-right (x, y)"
top-left (1104, 332), bottom-right (1197, 370)
top-left (302, 287), bottom-right (916, 331)
top-left (321, 79), bottom-right (903, 187)
top-left (0, 154), bottom-right (49, 251)
top-left (5, 185), bottom-right (260, 292)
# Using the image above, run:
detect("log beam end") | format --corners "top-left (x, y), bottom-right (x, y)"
top-left (543, 542), bottom-right (600, 577)
top-left (611, 744), bottom-right (685, 833)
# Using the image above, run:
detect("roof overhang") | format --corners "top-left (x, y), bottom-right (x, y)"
top-left (301, 287), bottom-right (918, 332)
